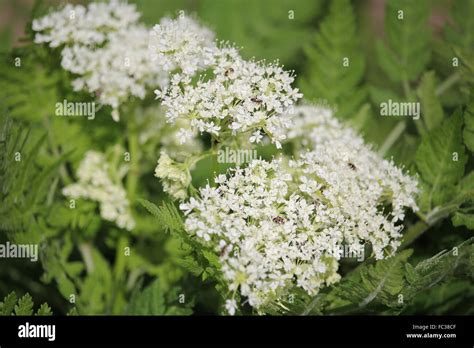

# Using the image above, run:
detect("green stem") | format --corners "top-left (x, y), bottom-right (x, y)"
top-left (211, 136), bottom-right (219, 184)
top-left (435, 71), bottom-right (461, 97)
top-left (126, 111), bottom-right (139, 202)
top-left (378, 121), bottom-right (406, 156)
top-left (78, 242), bottom-right (94, 273)
top-left (400, 220), bottom-right (430, 248)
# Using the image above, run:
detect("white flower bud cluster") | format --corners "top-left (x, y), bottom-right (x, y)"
top-left (154, 152), bottom-right (192, 201)
top-left (155, 46), bottom-right (302, 148)
top-left (62, 151), bottom-right (135, 231)
top-left (179, 107), bottom-right (419, 312)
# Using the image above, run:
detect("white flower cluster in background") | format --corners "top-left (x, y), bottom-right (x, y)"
top-left (32, 1), bottom-right (140, 47)
top-left (33, 3), bottom-right (214, 121)
top-left (180, 107), bottom-right (419, 313)
top-left (62, 151), bottom-right (135, 231)
top-left (149, 15), bottom-right (216, 76)
top-left (155, 46), bottom-right (302, 148)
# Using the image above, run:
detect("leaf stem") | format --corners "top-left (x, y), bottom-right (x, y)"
top-left (378, 121), bottom-right (406, 156)
top-left (126, 109), bottom-right (139, 202)
top-left (435, 71), bottom-right (461, 97)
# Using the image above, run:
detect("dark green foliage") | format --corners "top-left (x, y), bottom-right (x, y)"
top-left (127, 278), bottom-right (192, 315)
top-left (0, 292), bottom-right (52, 316)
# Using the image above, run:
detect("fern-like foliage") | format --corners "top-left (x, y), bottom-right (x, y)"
top-left (0, 114), bottom-right (71, 243)
top-left (376, 0), bottom-right (431, 86)
top-left (300, 0), bottom-right (366, 119)
top-left (294, 238), bottom-right (474, 315)
top-left (0, 292), bottom-right (52, 316)
top-left (416, 71), bottom-right (444, 133)
top-left (126, 278), bottom-right (192, 315)
top-left (415, 109), bottom-right (468, 213)
top-left (0, 47), bottom-right (61, 123)
top-left (138, 198), bottom-right (184, 235)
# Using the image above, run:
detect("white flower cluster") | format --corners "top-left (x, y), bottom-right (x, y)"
top-left (180, 106), bottom-right (419, 312)
top-left (149, 15), bottom-right (216, 76)
top-left (285, 105), bottom-right (419, 252)
top-left (33, 3), bottom-right (213, 121)
top-left (62, 151), bottom-right (135, 231)
top-left (156, 46), bottom-right (302, 148)
top-left (32, 1), bottom-right (140, 47)
top-left (180, 159), bottom-right (342, 312)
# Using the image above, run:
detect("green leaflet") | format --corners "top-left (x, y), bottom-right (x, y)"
top-left (127, 278), bottom-right (192, 315)
top-left (376, 0), bottom-right (431, 84)
top-left (312, 238), bottom-right (474, 315)
top-left (415, 110), bottom-right (467, 211)
top-left (450, 171), bottom-right (474, 230)
top-left (402, 238), bottom-right (474, 301)
top-left (0, 292), bottom-right (52, 316)
top-left (444, 0), bottom-right (474, 55)
top-left (452, 213), bottom-right (474, 230)
top-left (327, 250), bottom-right (413, 314)
top-left (300, 0), bottom-right (366, 119)
top-left (417, 71), bottom-right (444, 132)
top-left (0, 49), bottom-right (60, 123)
top-left (138, 198), bottom-right (184, 234)
top-left (464, 95), bottom-right (474, 152)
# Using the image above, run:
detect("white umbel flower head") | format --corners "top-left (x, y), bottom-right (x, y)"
top-left (32, 0), bottom-right (140, 47)
top-left (156, 46), bottom-right (302, 148)
top-left (149, 15), bottom-right (216, 75)
top-left (62, 151), bottom-right (135, 231)
top-left (284, 104), bottom-right (419, 251)
top-left (179, 107), bottom-right (419, 310)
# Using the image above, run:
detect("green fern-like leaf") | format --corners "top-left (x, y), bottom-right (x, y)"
top-left (444, 0), bottom-right (474, 55)
top-left (415, 109), bottom-right (467, 212)
top-left (417, 71), bottom-right (444, 132)
top-left (300, 0), bottom-right (366, 119)
top-left (401, 237), bottom-right (474, 311)
top-left (328, 250), bottom-right (413, 313)
top-left (0, 292), bottom-right (53, 316)
top-left (138, 198), bottom-right (184, 234)
top-left (127, 278), bottom-right (192, 315)
top-left (0, 292), bottom-right (18, 315)
top-left (376, 0), bottom-right (431, 84)
top-left (463, 94), bottom-right (474, 153)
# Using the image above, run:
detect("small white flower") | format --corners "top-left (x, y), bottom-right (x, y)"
top-left (225, 299), bottom-right (237, 316)
top-left (249, 131), bottom-right (263, 144)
